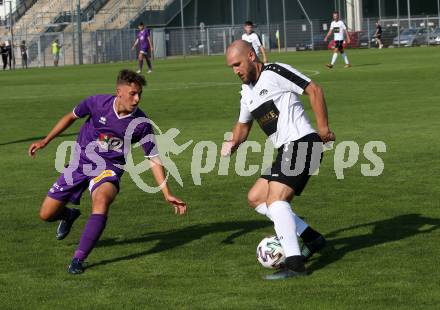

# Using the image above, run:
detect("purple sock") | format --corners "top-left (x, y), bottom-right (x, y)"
top-left (138, 59), bottom-right (143, 70)
top-left (74, 214), bottom-right (107, 261)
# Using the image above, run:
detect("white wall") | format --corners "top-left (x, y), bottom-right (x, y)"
top-left (0, 0), bottom-right (18, 20)
top-left (346, 0), bottom-right (363, 31)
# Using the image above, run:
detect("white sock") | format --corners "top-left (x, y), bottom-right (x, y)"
top-left (331, 53), bottom-right (338, 65)
top-left (342, 53), bottom-right (349, 64)
top-left (255, 202), bottom-right (272, 220)
top-left (268, 201), bottom-right (301, 257)
top-left (255, 202), bottom-right (309, 236)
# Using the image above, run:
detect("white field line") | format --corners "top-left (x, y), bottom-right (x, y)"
top-left (4, 70), bottom-right (321, 99)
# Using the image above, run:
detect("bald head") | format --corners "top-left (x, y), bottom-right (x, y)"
top-left (226, 40), bottom-right (261, 84)
top-left (226, 40), bottom-right (253, 56)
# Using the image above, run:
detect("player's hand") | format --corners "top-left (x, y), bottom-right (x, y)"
top-left (324, 37), bottom-right (328, 42)
top-left (318, 128), bottom-right (336, 144)
top-left (28, 139), bottom-right (48, 158)
top-left (221, 140), bottom-right (235, 157)
top-left (165, 194), bottom-right (187, 215)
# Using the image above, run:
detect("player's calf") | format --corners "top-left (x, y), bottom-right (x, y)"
top-left (39, 196), bottom-right (68, 222)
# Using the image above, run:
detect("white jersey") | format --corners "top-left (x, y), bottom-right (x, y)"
top-left (238, 63), bottom-right (316, 148)
top-left (242, 32), bottom-right (262, 56)
top-left (330, 20), bottom-right (347, 41)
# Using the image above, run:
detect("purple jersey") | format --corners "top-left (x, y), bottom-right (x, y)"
top-left (73, 94), bottom-right (158, 170)
top-left (137, 29), bottom-right (150, 50)
top-left (47, 94), bottom-right (158, 205)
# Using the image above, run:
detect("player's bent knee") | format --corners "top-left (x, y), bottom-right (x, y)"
top-left (39, 210), bottom-right (49, 221)
top-left (39, 197), bottom-right (64, 221)
top-left (39, 207), bottom-right (54, 222)
top-left (91, 195), bottom-right (113, 215)
top-left (247, 190), bottom-right (265, 208)
top-left (247, 194), bottom-right (258, 208)
top-left (266, 186), bottom-right (295, 206)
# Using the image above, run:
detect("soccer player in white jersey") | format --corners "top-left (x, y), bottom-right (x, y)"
top-left (324, 11), bottom-right (351, 68)
top-left (222, 40), bottom-right (335, 280)
top-left (241, 21), bottom-right (268, 64)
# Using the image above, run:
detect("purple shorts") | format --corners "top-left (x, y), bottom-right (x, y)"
top-left (140, 48), bottom-right (151, 57)
top-left (48, 167), bottom-right (122, 205)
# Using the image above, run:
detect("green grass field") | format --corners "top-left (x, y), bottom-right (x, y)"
top-left (1, 47), bottom-right (439, 309)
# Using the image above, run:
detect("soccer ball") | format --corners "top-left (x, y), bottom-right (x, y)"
top-left (256, 236), bottom-right (286, 269)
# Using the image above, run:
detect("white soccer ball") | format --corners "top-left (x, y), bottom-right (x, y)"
top-left (256, 235), bottom-right (286, 269)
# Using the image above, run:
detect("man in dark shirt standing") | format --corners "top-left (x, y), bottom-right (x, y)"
top-left (0, 42), bottom-right (8, 70)
top-left (375, 21), bottom-right (383, 49)
top-left (5, 40), bottom-right (12, 69)
top-left (20, 41), bottom-right (28, 69)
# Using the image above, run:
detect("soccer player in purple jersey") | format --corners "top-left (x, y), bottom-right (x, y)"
top-left (132, 22), bottom-right (153, 74)
top-left (28, 69), bottom-right (187, 274)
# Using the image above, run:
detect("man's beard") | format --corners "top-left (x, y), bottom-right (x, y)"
top-left (243, 65), bottom-right (257, 85)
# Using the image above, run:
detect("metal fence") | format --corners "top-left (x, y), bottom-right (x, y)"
top-left (3, 28), bottom-right (138, 68)
top-left (358, 16), bottom-right (440, 49)
top-left (2, 14), bottom-right (440, 69)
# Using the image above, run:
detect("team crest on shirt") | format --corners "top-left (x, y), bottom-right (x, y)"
top-left (97, 133), bottom-right (123, 152)
top-left (259, 89), bottom-right (268, 97)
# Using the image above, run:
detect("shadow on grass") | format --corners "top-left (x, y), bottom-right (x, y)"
top-left (88, 220), bottom-right (272, 269)
top-left (309, 214), bottom-right (440, 273)
top-left (353, 63), bottom-right (381, 67)
top-left (0, 132), bottom-right (78, 146)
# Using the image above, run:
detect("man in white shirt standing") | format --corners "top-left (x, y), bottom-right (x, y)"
top-left (241, 21), bottom-right (268, 64)
top-left (324, 11), bottom-right (351, 68)
top-left (222, 40), bottom-right (335, 280)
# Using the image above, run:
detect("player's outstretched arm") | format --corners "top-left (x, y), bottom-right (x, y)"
top-left (149, 156), bottom-right (187, 215)
top-left (28, 112), bottom-right (78, 158)
top-left (304, 81), bottom-right (335, 143)
top-left (260, 46), bottom-right (268, 64)
top-left (148, 37), bottom-right (154, 54)
top-left (345, 29), bottom-right (351, 44)
top-left (324, 29), bottom-right (332, 42)
top-left (221, 121), bottom-right (253, 157)
top-left (131, 39), bottom-right (139, 50)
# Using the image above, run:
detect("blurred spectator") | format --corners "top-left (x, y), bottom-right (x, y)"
top-left (5, 40), bottom-right (12, 69)
top-left (20, 40), bottom-right (28, 69)
top-left (52, 39), bottom-right (62, 67)
top-left (0, 41), bottom-right (7, 70)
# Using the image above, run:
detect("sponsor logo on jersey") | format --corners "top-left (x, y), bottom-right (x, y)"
top-left (97, 133), bottom-right (123, 152)
top-left (99, 116), bottom-right (107, 125)
top-left (250, 100), bottom-right (279, 136)
top-left (259, 89), bottom-right (268, 96)
top-left (257, 111), bottom-right (278, 127)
